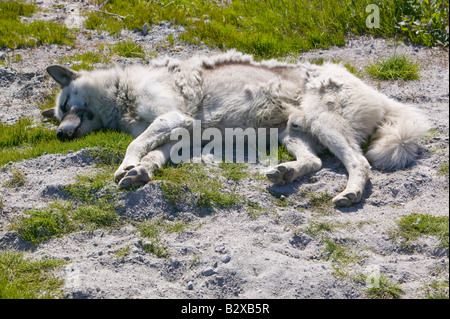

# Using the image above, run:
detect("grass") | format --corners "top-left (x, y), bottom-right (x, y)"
top-left (84, 0), bottom-right (448, 60)
top-left (0, 1), bottom-right (74, 49)
top-left (106, 40), bottom-right (147, 59)
top-left (438, 162), bottom-right (449, 176)
top-left (367, 53), bottom-right (421, 81)
top-left (154, 163), bottom-right (241, 210)
top-left (137, 217), bottom-right (189, 258)
top-left (395, 213), bottom-right (449, 249)
top-left (365, 274), bottom-right (402, 299)
top-left (321, 238), bottom-right (358, 265)
top-left (0, 118), bottom-right (133, 166)
top-left (0, 250), bottom-right (67, 299)
top-left (12, 199), bottom-right (123, 246)
top-left (424, 280), bottom-right (449, 299)
top-left (59, 51), bottom-right (111, 71)
top-left (2, 167), bottom-right (27, 188)
top-left (11, 165), bottom-right (124, 246)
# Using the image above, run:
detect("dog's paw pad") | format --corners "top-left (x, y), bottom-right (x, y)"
top-left (117, 166), bottom-right (151, 189)
top-left (266, 165), bottom-right (295, 185)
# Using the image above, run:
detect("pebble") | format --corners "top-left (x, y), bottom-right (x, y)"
top-left (202, 267), bottom-right (215, 276)
top-left (187, 281), bottom-right (194, 290)
top-left (142, 23), bottom-right (148, 36)
top-left (222, 255), bottom-right (231, 263)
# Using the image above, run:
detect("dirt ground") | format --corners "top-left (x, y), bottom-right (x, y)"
top-left (0, 1), bottom-right (448, 299)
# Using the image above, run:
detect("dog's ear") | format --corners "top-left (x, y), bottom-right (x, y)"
top-left (41, 108), bottom-right (55, 119)
top-left (46, 65), bottom-right (78, 87)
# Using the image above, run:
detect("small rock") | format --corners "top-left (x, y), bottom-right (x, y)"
top-left (202, 267), bottom-right (215, 276)
top-left (222, 255), bottom-right (231, 263)
top-left (187, 281), bottom-right (194, 290)
top-left (142, 23), bottom-right (148, 36)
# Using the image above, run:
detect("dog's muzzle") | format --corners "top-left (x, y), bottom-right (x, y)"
top-left (57, 113), bottom-right (82, 141)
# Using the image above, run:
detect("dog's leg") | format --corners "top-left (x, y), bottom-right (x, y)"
top-left (114, 111), bottom-right (193, 184)
top-left (266, 130), bottom-right (322, 185)
top-left (311, 113), bottom-right (371, 207)
top-left (117, 141), bottom-right (175, 189)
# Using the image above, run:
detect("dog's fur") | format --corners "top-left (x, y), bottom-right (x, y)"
top-left (43, 50), bottom-right (429, 206)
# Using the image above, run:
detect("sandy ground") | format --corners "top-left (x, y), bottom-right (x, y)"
top-left (0, 1), bottom-right (448, 299)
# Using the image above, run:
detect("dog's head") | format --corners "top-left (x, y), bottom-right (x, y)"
top-left (43, 65), bottom-right (103, 140)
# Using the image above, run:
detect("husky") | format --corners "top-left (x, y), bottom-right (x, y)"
top-left (43, 50), bottom-right (429, 206)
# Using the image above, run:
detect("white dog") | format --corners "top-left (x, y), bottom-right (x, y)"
top-left (43, 50), bottom-right (429, 206)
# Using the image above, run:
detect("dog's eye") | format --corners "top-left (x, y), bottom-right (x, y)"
top-left (86, 110), bottom-right (94, 121)
top-left (61, 96), bottom-right (69, 112)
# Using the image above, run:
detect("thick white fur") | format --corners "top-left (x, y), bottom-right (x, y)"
top-left (46, 50), bottom-right (429, 206)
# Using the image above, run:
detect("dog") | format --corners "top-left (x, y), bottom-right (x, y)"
top-left (42, 50), bottom-right (429, 206)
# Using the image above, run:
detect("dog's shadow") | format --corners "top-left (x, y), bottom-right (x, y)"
top-left (266, 155), bottom-right (373, 212)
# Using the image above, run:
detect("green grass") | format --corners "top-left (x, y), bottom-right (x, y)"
top-left (218, 162), bottom-right (250, 181)
top-left (106, 40), bottom-right (147, 59)
top-left (0, 250), bottom-right (67, 299)
top-left (367, 53), bottom-right (421, 81)
top-left (424, 280), bottom-right (449, 299)
top-left (2, 167), bottom-right (27, 188)
top-left (59, 51), bottom-right (111, 71)
top-left (136, 217), bottom-right (189, 258)
top-left (365, 274), bottom-right (402, 299)
top-left (154, 163), bottom-right (241, 210)
top-left (438, 161), bottom-right (449, 176)
top-left (396, 213), bottom-right (449, 249)
top-left (0, 118), bottom-right (133, 166)
top-left (321, 238), bottom-right (358, 265)
top-left (11, 199), bottom-right (123, 245)
top-left (0, 1), bottom-right (75, 49)
top-left (84, 0), bottom-right (448, 60)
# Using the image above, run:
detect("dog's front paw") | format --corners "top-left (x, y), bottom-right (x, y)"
top-left (117, 165), bottom-right (152, 189)
top-left (332, 190), bottom-right (362, 207)
top-left (114, 164), bottom-right (135, 183)
top-left (266, 164), bottom-right (294, 185)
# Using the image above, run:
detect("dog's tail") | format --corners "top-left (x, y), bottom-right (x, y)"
top-left (366, 100), bottom-right (430, 170)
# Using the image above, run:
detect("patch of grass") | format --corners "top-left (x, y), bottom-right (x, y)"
top-left (154, 163), bottom-right (241, 210)
top-left (137, 217), bottom-right (188, 258)
top-left (438, 161), bottom-right (449, 176)
top-left (2, 167), bottom-right (27, 188)
top-left (11, 199), bottom-right (123, 245)
top-left (218, 162), bottom-right (249, 181)
top-left (424, 280), bottom-right (449, 299)
top-left (0, 118), bottom-right (133, 166)
top-left (0, 1), bottom-right (75, 49)
top-left (71, 200), bottom-right (123, 230)
top-left (395, 213), bottom-right (449, 249)
top-left (59, 51), bottom-right (111, 71)
top-left (366, 54), bottom-right (421, 81)
top-left (305, 222), bottom-right (336, 237)
top-left (63, 169), bottom-right (115, 203)
top-left (321, 238), bottom-right (358, 265)
top-left (277, 144), bottom-right (295, 163)
top-left (365, 274), bottom-right (402, 299)
top-left (11, 201), bottom-right (75, 245)
top-left (106, 40), bottom-right (147, 59)
top-left (114, 245), bottom-right (131, 259)
top-left (0, 250), bottom-right (67, 299)
top-left (84, 0), bottom-right (448, 60)
top-left (301, 191), bottom-right (334, 214)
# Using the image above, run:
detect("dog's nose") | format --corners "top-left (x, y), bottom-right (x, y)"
top-left (56, 129), bottom-right (64, 140)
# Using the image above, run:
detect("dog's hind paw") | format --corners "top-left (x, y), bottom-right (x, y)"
top-left (117, 165), bottom-right (151, 189)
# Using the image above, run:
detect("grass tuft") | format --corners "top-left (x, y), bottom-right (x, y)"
top-left (366, 53), bottom-right (420, 81)
top-left (0, 1), bottom-right (74, 49)
top-left (395, 213), bottom-right (449, 249)
top-left (0, 250), bottom-right (67, 299)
